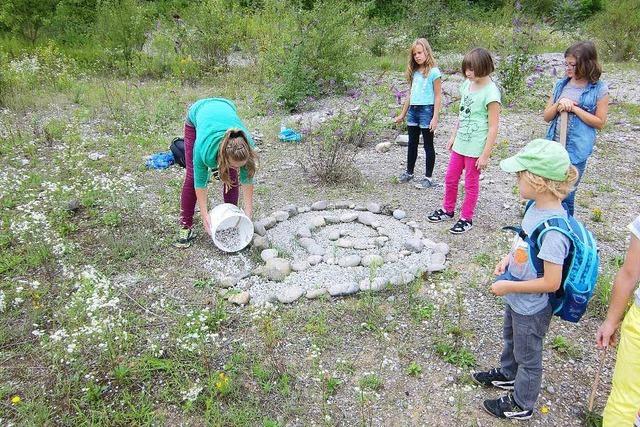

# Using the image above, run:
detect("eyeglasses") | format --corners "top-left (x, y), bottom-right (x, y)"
top-left (564, 62), bottom-right (576, 69)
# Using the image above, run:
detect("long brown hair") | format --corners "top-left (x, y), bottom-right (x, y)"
top-left (565, 41), bottom-right (602, 83)
top-left (405, 38), bottom-right (436, 83)
top-left (217, 128), bottom-right (257, 190)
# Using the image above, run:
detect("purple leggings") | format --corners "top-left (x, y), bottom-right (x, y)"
top-left (179, 123), bottom-right (239, 228)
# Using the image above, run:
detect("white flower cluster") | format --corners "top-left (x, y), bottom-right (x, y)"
top-left (0, 290), bottom-right (5, 313)
top-left (175, 308), bottom-right (222, 355)
top-left (44, 267), bottom-right (129, 364)
top-left (181, 380), bottom-right (204, 403)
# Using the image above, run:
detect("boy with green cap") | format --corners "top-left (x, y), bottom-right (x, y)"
top-left (472, 139), bottom-right (578, 420)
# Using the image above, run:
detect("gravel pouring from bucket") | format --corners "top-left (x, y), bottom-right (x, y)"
top-left (209, 203), bottom-right (253, 252)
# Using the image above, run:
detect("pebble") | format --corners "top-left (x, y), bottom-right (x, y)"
top-left (251, 234), bottom-right (269, 251)
top-left (404, 238), bottom-right (424, 253)
top-left (377, 227), bottom-right (390, 237)
top-left (431, 252), bottom-right (446, 266)
top-left (357, 212), bottom-right (375, 225)
top-left (307, 255), bottom-right (323, 265)
top-left (298, 237), bottom-right (315, 249)
top-left (307, 243), bottom-right (326, 256)
top-left (228, 291), bottom-right (250, 305)
top-left (261, 248), bottom-right (278, 262)
top-left (262, 216), bottom-right (277, 229)
top-left (291, 260), bottom-right (310, 272)
top-left (311, 200), bottom-right (328, 210)
top-left (366, 202), bottom-right (381, 213)
top-left (336, 238), bottom-right (354, 248)
top-left (274, 210), bottom-right (289, 222)
top-left (328, 230), bottom-right (341, 241)
top-left (434, 242), bottom-right (450, 255)
top-left (324, 215), bottom-right (341, 224)
top-left (340, 213), bottom-right (358, 222)
top-left (296, 226), bottom-right (312, 238)
top-left (277, 286), bottom-right (304, 303)
top-left (282, 204), bottom-right (298, 217)
top-left (395, 134), bottom-right (409, 146)
top-left (309, 216), bottom-right (326, 229)
top-left (334, 201), bottom-right (351, 209)
top-left (264, 258), bottom-right (291, 281)
top-left (354, 204), bottom-right (367, 211)
top-left (219, 276), bottom-right (238, 288)
top-left (306, 288), bottom-right (328, 299)
top-left (328, 282), bottom-right (359, 296)
top-left (67, 199), bottom-right (80, 212)
top-left (338, 255), bottom-right (361, 267)
top-left (546, 385), bottom-right (555, 394)
top-left (353, 241), bottom-right (374, 250)
top-left (392, 209), bottom-right (406, 220)
top-left (375, 141), bottom-right (392, 153)
top-left (253, 221), bottom-right (267, 236)
top-left (427, 263), bottom-right (446, 273)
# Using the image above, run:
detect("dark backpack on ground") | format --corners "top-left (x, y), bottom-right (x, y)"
top-left (503, 200), bottom-right (599, 323)
top-left (170, 137), bottom-right (186, 168)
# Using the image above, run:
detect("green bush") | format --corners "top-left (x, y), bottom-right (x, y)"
top-left (588, 0), bottom-right (640, 61)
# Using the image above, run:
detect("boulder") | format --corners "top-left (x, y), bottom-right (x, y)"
top-left (264, 258), bottom-right (291, 282)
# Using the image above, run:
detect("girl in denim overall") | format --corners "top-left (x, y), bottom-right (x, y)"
top-left (394, 38), bottom-right (442, 189)
top-left (543, 41), bottom-right (609, 216)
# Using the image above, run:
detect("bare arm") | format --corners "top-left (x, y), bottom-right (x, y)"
top-left (543, 95), bottom-right (559, 123)
top-left (394, 92), bottom-right (411, 124)
top-left (446, 119), bottom-right (459, 150)
top-left (195, 187), bottom-right (211, 236)
top-left (596, 235), bottom-right (640, 348)
top-left (430, 78), bottom-right (442, 131)
top-left (571, 95), bottom-right (609, 130)
top-left (476, 101), bottom-right (501, 169)
top-left (242, 184), bottom-right (254, 219)
top-left (491, 261), bottom-right (563, 296)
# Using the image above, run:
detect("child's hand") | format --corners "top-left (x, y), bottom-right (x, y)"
top-left (393, 115), bottom-right (404, 124)
top-left (429, 117), bottom-right (438, 132)
top-left (475, 154), bottom-right (490, 170)
top-left (201, 211), bottom-right (212, 237)
top-left (596, 319), bottom-right (618, 349)
top-left (446, 136), bottom-right (455, 151)
top-left (490, 280), bottom-right (509, 296)
top-left (557, 98), bottom-right (576, 112)
top-left (494, 255), bottom-right (509, 276)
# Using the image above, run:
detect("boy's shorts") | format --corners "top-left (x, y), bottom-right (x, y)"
top-left (406, 105), bottom-right (434, 129)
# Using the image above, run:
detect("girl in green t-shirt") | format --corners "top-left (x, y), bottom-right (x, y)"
top-left (428, 48), bottom-right (502, 234)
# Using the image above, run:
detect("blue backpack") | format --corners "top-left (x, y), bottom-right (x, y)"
top-left (503, 201), bottom-right (600, 322)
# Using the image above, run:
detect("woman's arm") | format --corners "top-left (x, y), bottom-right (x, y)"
top-left (430, 78), bottom-right (442, 131)
top-left (476, 101), bottom-right (500, 169)
top-left (543, 95), bottom-right (559, 122)
top-left (596, 235), bottom-right (640, 348)
top-left (490, 261), bottom-right (563, 296)
top-left (571, 95), bottom-right (609, 130)
top-left (242, 184), bottom-right (254, 219)
top-left (195, 188), bottom-right (211, 236)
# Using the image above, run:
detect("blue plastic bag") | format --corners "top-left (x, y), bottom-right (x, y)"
top-left (279, 128), bottom-right (302, 143)
top-left (146, 151), bottom-right (175, 169)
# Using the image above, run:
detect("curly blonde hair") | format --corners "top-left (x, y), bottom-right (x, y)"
top-left (405, 38), bottom-right (436, 83)
top-left (217, 129), bottom-right (258, 190)
top-left (517, 166), bottom-right (579, 200)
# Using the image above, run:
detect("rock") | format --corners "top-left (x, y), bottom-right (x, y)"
top-left (366, 202), bottom-right (381, 213)
top-left (361, 277), bottom-right (388, 292)
top-left (277, 286), bottom-right (304, 304)
top-left (546, 385), bottom-right (555, 394)
top-left (375, 237), bottom-right (388, 247)
top-left (306, 288), bottom-right (328, 299)
top-left (434, 242), bottom-right (450, 255)
top-left (392, 209), bottom-right (406, 220)
top-left (323, 254), bottom-right (336, 265)
top-left (334, 201), bottom-right (351, 209)
top-left (375, 141), bottom-right (393, 153)
top-left (298, 206), bottom-right (311, 213)
top-left (228, 291), bottom-right (250, 305)
top-left (328, 282), bottom-right (359, 296)
top-left (371, 221), bottom-right (381, 228)
top-left (264, 258), bottom-right (291, 281)
top-left (406, 221), bottom-right (419, 229)
top-left (253, 221), bottom-right (267, 236)
top-left (296, 226), bottom-right (312, 238)
top-left (377, 227), bottom-right (390, 237)
top-left (353, 241), bottom-right (374, 250)
top-left (395, 134), bottom-right (409, 146)
top-left (337, 238), bottom-right (354, 248)
top-left (422, 239), bottom-right (437, 250)
top-left (307, 255), bottom-right (323, 265)
top-left (359, 278), bottom-right (371, 291)
top-left (219, 276), bottom-right (238, 288)
top-left (251, 234), bottom-right (269, 250)
top-left (307, 243), bottom-right (325, 256)
top-left (311, 200), bottom-right (328, 210)
top-left (291, 260), bottom-right (310, 272)
top-left (384, 253), bottom-right (399, 263)
top-left (340, 212), bottom-right (358, 222)
top-left (361, 254), bottom-right (384, 267)
top-left (354, 204), bottom-right (367, 211)
top-left (309, 216), bottom-right (326, 229)
top-left (252, 266), bottom-right (265, 276)
top-left (274, 210), bottom-right (289, 222)
top-left (404, 238), bottom-right (424, 253)
top-left (357, 212), bottom-right (375, 225)
top-left (66, 199), bottom-right (80, 212)
top-left (338, 255), bottom-right (361, 267)
top-left (262, 216), bottom-right (277, 230)
top-left (324, 215), bottom-right (341, 224)
top-left (340, 229), bottom-right (350, 237)
top-left (282, 204), bottom-right (298, 217)
top-left (431, 252), bottom-right (446, 266)
top-left (327, 230), bottom-right (340, 241)
top-left (88, 152), bottom-right (106, 160)
top-left (414, 229), bottom-right (423, 239)
top-left (261, 248), bottom-right (278, 262)
top-left (427, 263), bottom-right (446, 273)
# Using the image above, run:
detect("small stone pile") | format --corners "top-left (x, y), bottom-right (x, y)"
top-left (215, 227), bottom-right (241, 249)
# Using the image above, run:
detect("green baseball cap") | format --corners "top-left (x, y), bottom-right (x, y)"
top-left (500, 139), bottom-right (570, 181)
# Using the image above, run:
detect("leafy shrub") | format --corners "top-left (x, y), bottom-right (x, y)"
top-left (298, 106), bottom-right (376, 184)
top-left (0, 0), bottom-right (57, 44)
top-left (588, 0), bottom-right (640, 61)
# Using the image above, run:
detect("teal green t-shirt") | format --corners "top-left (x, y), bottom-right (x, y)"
top-left (409, 67), bottom-right (442, 105)
top-left (452, 79), bottom-right (501, 157)
top-left (188, 98), bottom-right (255, 189)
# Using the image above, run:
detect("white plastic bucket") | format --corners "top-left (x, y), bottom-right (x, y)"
top-left (209, 203), bottom-right (253, 252)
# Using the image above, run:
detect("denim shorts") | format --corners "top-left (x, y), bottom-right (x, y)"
top-left (406, 104), bottom-right (434, 128)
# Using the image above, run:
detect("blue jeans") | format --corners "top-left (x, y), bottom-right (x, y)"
top-left (562, 160), bottom-right (587, 216)
top-left (406, 105), bottom-right (434, 129)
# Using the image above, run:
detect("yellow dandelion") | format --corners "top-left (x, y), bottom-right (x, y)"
top-left (11, 395), bottom-right (22, 405)
top-left (540, 405), bottom-right (549, 414)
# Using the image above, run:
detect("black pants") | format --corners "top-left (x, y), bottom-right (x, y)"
top-left (406, 125), bottom-right (435, 178)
